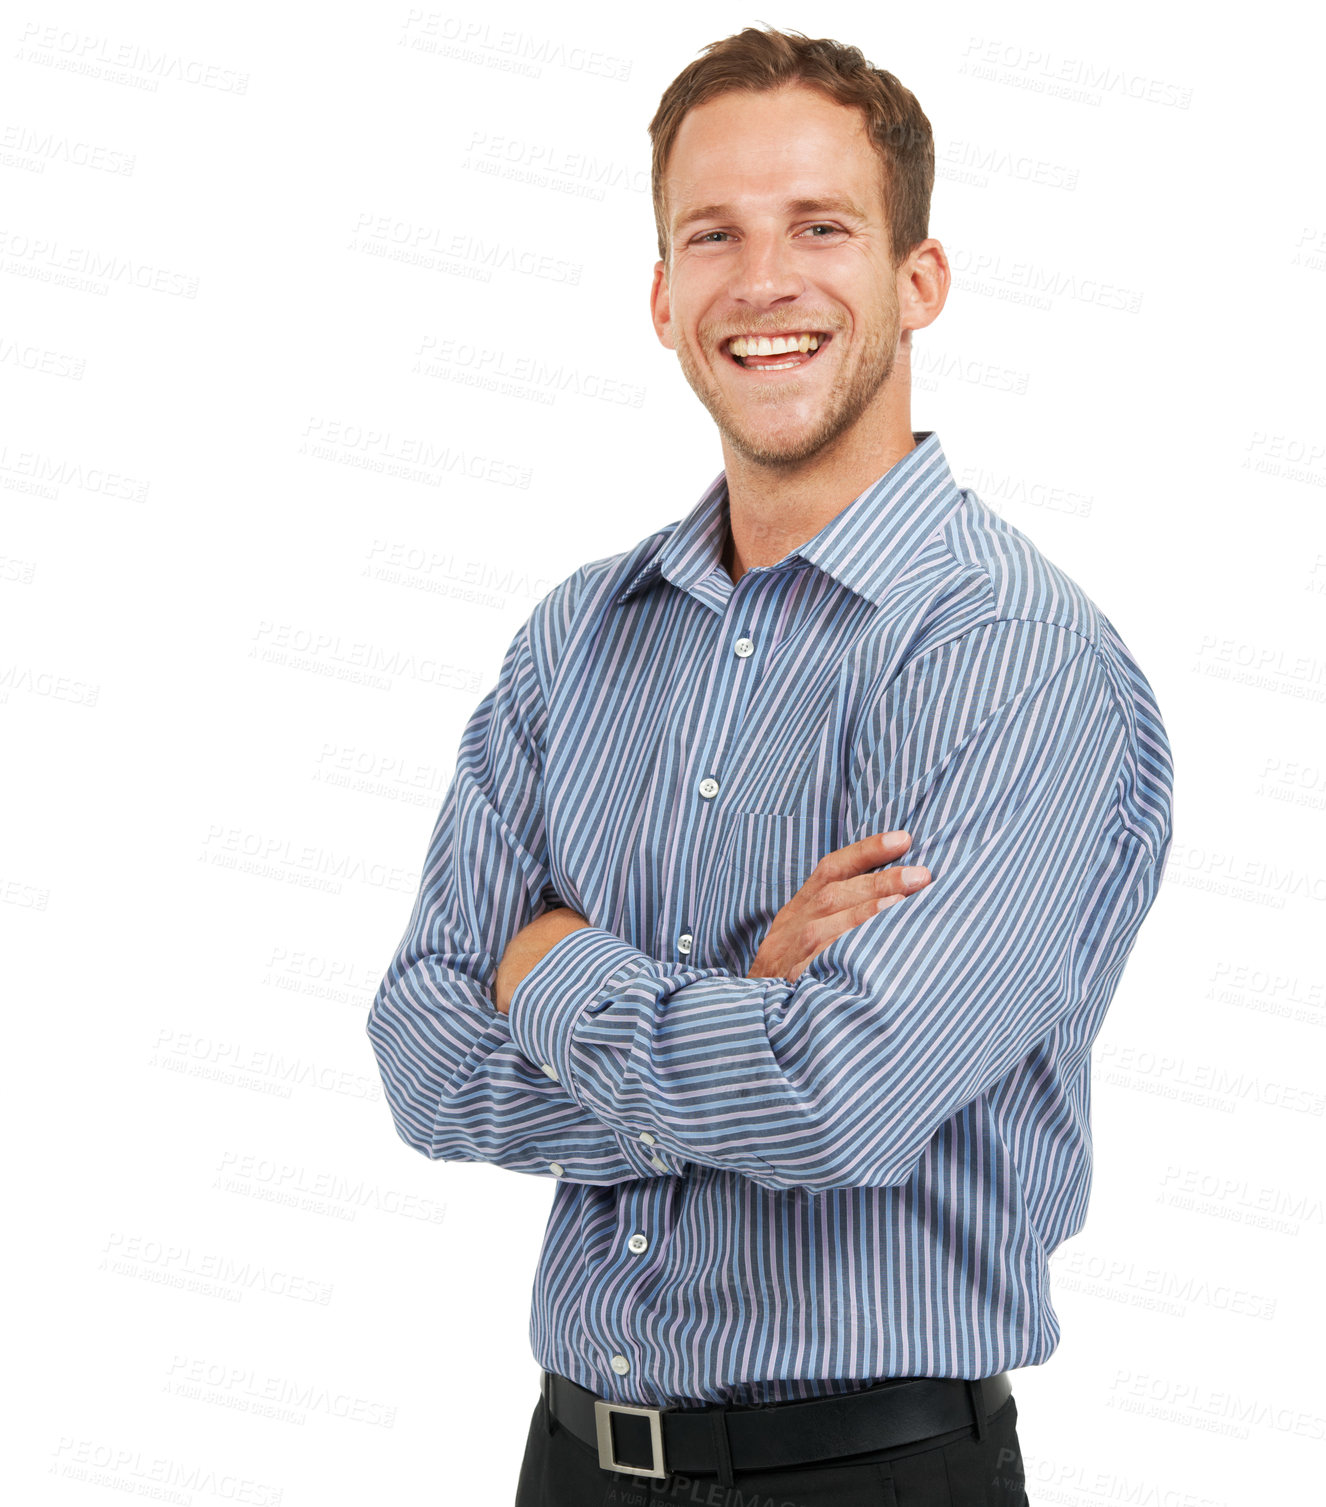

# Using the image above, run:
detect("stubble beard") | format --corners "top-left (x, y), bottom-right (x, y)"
top-left (673, 305), bottom-right (901, 469)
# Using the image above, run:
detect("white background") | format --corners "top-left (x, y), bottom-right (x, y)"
top-left (4, 2), bottom-right (1324, 1503)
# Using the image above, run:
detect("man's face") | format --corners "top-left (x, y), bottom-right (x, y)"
top-left (650, 84), bottom-right (904, 468)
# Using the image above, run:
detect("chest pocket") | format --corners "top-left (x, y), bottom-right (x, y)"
top-left (714, 812), bottom-right (826, 971)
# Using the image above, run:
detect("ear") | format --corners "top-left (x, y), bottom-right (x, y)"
top-left (897, 238), bottom-right (950, 335)
top-left (649, 260), bottom-right (675, 350)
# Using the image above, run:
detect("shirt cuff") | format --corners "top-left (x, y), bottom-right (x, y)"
top-left (507, 925), bottom-right (646, 1096)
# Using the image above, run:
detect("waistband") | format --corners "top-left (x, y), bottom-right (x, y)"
top-left (541, 1367), bottom-right (1014, 1482)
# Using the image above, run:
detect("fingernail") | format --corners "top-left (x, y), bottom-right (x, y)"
top-left (900, 866), bottom-right (928, 889)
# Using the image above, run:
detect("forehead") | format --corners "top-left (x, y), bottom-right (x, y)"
top-left (666, 83), bottom-right (882, 222)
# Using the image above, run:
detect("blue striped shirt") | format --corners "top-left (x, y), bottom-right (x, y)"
top-left (366, 430), bottom-right (1174, 1407)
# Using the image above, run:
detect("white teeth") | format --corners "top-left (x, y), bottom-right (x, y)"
top-left (726, 332), bottom-right (825, 358)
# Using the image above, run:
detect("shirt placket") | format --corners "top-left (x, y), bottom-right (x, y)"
top-left (590, 561), bottom-right (805, 1402)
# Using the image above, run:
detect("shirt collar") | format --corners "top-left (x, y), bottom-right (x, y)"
top-left (615, 431), bottom-right (963, 611)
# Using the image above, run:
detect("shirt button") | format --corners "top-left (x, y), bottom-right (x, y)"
top-left (649, 1156), bottom-right (668, 1172)
top-left (678, 932), bottom-right (693, 955)
top-left (541, 1062), bottom-right (559, 1081)
top-left (549, 1162), bottom-right (564, 1176)
top-left (610, 1354), bottom-right (630, 1375)
top-left (639, 1131), bottom-right (656, 1145)
top-left (627, 1233), bottom-right (648, 1254)
top-left (735, 638), bottom-right (754, 658)
top-left (698, 777), bottom-right (719, 799)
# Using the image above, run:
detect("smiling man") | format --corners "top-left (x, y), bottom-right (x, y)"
top-left (653, 83), bottom-right (934, 534)
top-left (366, 26), bottom-right (1174, 1507)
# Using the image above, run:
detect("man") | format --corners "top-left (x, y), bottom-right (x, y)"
top-left (366, 25), bottom-right (1174, 1506)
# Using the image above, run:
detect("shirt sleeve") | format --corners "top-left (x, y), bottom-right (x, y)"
top-left (507, 620), bottom-right (1152, 1194)
top-left (365, 581), bottom-right (674, 1186)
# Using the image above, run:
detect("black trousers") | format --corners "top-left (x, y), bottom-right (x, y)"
top-left (514, 1384), bottom-right (1030, 1506)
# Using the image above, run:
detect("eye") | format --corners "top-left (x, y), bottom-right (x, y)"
top-left (689, 224), bottom-right (846, 246)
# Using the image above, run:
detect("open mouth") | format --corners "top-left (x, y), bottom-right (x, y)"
top-left (726, 331), bottom-right (834, 373)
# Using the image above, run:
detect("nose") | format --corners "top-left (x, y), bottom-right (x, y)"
top-left (727, 229), bottom-right (805, 311)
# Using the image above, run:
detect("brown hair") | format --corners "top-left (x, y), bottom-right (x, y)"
top-left (648, 25), bottom-right (934, 271)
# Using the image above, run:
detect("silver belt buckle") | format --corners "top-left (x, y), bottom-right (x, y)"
top-left (594, 1398), bottom-right (669, 1478)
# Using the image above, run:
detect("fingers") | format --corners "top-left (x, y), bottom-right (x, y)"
top-left (790, 860), bottom-right (930, 978)
top-left (782, 906), bottom-right (877, 979)
top-left (849, 888), bottom-right (907, 931)
top-left (800, 832), bottom-right (930, 916)
top-left (789, 888), bottom-right (911, 977)
top-left (813, 857), bottom-right (930, 913)
top-left (814, 829), bottom-right (913, 883)
top-left (765, 831), bottom-right (932, 981)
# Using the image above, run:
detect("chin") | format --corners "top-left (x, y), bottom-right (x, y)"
top-left (726, 423), bottom-right (837, 468)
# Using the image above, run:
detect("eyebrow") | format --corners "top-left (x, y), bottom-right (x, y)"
top-left (672, 195), bottom-right (870, 235)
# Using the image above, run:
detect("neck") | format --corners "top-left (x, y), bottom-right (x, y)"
top-left (720, 395), bottom-right (917, 586)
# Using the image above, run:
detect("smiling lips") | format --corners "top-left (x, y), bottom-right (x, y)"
top-left (726, 331), bottom-right (832, 372)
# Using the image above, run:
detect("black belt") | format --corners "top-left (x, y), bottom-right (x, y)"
top-left (541, 1367), bottom-right (1014, 1481)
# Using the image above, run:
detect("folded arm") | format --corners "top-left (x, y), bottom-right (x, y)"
top-left (508, 620), bottom-right (1153, 1194)
top-left (365, 577), bottom-right (676, 1185)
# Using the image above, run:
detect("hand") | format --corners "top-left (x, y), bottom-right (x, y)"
top-left (494, 906), bottom-right (591, 1014)
top-left (746, 830), bottom-right (930, 982)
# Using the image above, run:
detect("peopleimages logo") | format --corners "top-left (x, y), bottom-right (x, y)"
top-left (958, 36), bottom-right (1193, 109)
top-left (398, 12), bottom-right (633, 82)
